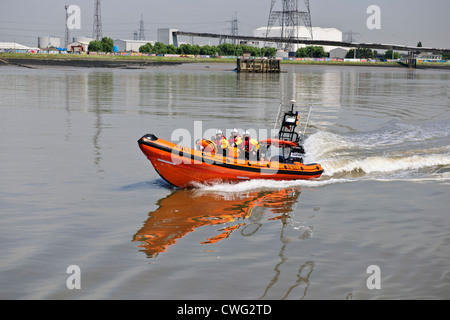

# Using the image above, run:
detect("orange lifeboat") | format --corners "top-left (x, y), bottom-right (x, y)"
top-left (137, 101), bottom-right (323, 188)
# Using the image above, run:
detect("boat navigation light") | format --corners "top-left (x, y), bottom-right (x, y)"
top-left (290, 100), bottom-right (296, 111)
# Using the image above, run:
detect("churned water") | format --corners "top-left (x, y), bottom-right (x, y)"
top-left (0, 63), bottom-right (449, 299)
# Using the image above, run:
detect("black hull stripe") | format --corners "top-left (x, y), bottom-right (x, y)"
top-left (138, 138), bottom-right (323, 177)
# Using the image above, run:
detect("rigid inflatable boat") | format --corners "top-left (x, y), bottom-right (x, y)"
top-left (138, 101), bottom-right (323, 188)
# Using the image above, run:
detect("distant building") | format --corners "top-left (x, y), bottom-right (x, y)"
top-left (38, 36), bottom-right (61, 49)
top-left (113, 39), bottom-right (153, 52)
top-left (239, 40), bottom-right (261, 47)
top-left (253, 26), bottom-right (342, 53)
top-left (67, 40), bottom-right (89, 52)
top-left (73, 36), bottom-right (94, 44)
top-left (416, 52), bottom-right (443, 62)
top-left (0, 42), bottom-right (39, 52)
top-left (329, 47), bottom-right (349, 59)
top-left (157, 28), bottom-right (179, 46)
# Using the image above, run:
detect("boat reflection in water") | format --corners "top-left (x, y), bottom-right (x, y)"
top-left (133, 186), bottom-right (301, 259)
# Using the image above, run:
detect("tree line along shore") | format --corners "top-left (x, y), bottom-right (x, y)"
top-left (2, 37), bottom-right (449, 69)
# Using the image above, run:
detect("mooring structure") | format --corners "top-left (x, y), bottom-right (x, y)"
top-left (237, 58), bottom-right (281, 73)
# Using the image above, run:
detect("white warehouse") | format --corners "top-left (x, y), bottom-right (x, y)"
top-left (113, 39), bottom-right (154, 52)
top-left (253, 26), bottom-right (343, 53)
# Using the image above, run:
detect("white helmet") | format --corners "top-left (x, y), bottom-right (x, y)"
top-left (243, 130), bottom-right (250, 136)
top-left (231, 128), bottom-right (238, 134)
top-left (216, 129), bottom-right (222, 135)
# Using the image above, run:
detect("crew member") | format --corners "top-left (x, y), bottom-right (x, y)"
top-left (241, 130), bottom-right (260, 161)
top-left (213, 129), bottom-right (228, 157)
top-left (228, 128), bottom-right (242, 148)
top-left (227, 128), bottom-right (242, 159)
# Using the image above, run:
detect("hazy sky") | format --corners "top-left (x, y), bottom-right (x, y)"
top-left (1, 0), bottom-right (449, 49)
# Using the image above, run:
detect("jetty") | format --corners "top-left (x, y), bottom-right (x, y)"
top-left (237, 58), bottom-right (280, 73)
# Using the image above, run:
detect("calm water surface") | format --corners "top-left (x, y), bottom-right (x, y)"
top-left (1, 62), bottom-right (449, 299)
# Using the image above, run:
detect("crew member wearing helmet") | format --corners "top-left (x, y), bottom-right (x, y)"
top-left (213, 129), bottom-right (228, 157)
top-left (228, 128), bottom-right (242, 148)
top-left (241, 130), bottom-right (260, 161)
top-left (227, 128), bottom-right (242, 159)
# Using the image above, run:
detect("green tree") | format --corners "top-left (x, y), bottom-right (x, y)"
top-left (262, 47), bottom-right (276, 57)
top-left (217, 43), bottom-right (237, 56)
top-left (295, 46), bottom-right (327, 58)
top-left (241, 45), bottom-right (262, 57)
top-left (88, 40), bottom-right (103, 52)
top-left (139, 43), bottom-right (153, 53)
top-left (345, 48), bottom-right (374, 59)
top-left (417, 41), bottom-right (423, 47)
top-left (101, 37), bottom-right (114, 52)
top-left (191, 44), bottom-right (201, 55)
top-left (166, 44), bottom-right (177, 54)
top-left (177, 44), bottom-right (192, 54)
top-left (384, 50), bottom-right (400, 60)
top-left (153, 42), bottom-right (167, 55)
top-left (199, 45), bottom-right (217, 56)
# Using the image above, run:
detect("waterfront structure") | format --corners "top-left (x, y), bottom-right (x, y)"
top-left (416, 52), bottom-right (443, 62)
top-left (157, 28), bottom-right (179, 46)
top-left (38, 36), bottom-right (61, 49)
top-left (0, 42), bottom-right (39, 52)
top-left (114, 39), bottom-right (153, 52)
top-left (329, 47), bottom-right (349, 59)
top-left (237, 58), bottom-right (281, 73)
top-left (67, 40), bottom-right (89, 52)
top-left (254, 26), bottom-right (342, 53)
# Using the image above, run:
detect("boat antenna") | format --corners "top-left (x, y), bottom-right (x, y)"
top-left (273, 103), bottom-right (282, 132)
top-left (290, 99), bottom-right (296, 113)
top-left (301, 105), bottom-right (313, 141)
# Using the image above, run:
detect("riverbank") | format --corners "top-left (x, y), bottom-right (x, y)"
top-left (1, 52), bottom-right (449, 70)
top-left (0, 53), bottom-right (184, 69)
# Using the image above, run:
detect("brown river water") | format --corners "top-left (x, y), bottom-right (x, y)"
top-left (1, 62), bottom-right (449, 300)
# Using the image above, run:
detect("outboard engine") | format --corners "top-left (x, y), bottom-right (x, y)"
top-left (288, 145), bottom-right (305, 163)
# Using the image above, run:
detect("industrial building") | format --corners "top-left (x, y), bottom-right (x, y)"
top-left (113, 39), bottom-right (153, 52)
top-left (66, 37), bottom-right (93, 52)
top-left (253, 26), bottom-right (343, 53)
top-left (416, 52), bottom-right (443, 62)
top-left (329, 47), bottom-right (349, 59)
top-left (38, 36), bottom-right (61, 49)
top-left (66, 40), bottom-right (90, 52)
top-left (157, 28), bottom-right (179, 46)
top-left (0, 42), bottom-right (39, 52)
